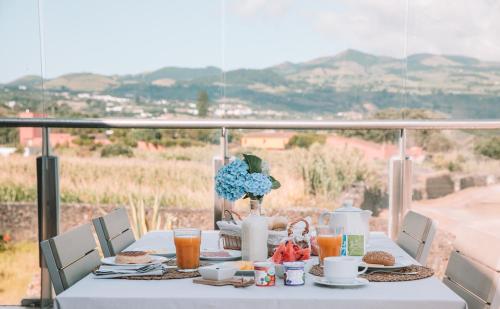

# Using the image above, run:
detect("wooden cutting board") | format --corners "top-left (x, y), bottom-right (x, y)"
top-left (193, 277), bottom-right (254, 288)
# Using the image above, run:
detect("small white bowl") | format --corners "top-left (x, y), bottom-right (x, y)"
top-left (198, 263), bottom-right (237, 281)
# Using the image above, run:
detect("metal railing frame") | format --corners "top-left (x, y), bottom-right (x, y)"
top-left (1, 117), bottom-right (500, 305)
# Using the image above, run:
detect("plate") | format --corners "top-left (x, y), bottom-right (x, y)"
top-left (314, 277), bottom-right (369, 288)
top-left (101, 255), bottom-right (168, 267)
top-left (200, 249), bottom-right (242, 261)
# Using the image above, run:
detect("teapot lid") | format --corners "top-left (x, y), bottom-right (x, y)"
top-left (334, 199), bottom-right (362, 212)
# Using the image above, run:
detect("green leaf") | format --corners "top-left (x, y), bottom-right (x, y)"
top-left (243, 154), bottom-right (262, 173)
top-left (269, 175), bottom-right (281, 189)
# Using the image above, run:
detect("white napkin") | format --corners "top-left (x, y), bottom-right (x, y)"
top-left (94, 264), bottom-right (167, 279)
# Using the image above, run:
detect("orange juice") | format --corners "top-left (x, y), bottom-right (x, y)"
top-left (174, 235), bottom-right (201, 270)
top-left (317, 235), bottom-right (342, 264)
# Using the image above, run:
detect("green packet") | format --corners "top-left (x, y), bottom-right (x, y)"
top-left (346, 234), bottom-right (365, 256)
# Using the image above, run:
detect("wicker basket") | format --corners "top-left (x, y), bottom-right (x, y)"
top-left (219, 210), bottom-right (243, 250)
top-left (268, 218), bottom-right (310, 257)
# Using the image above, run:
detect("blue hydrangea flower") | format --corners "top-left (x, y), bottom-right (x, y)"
top-left (215, 159), bottom-right (249, 201)
top-left (244, 173), bottom-right (272, 197)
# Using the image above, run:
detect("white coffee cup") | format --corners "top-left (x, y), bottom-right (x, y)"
top-left (324, 256), bottom-right (368, 283)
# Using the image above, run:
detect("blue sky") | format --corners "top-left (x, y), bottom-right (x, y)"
top-left (1, 0), bottom-right (499, 83)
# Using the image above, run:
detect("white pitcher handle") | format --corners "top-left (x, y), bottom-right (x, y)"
top-left (318, 211), bottom-right (329, 226)
top-left (358, 265), bottom-right (368, 275)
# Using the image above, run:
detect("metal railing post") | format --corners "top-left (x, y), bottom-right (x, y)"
top-left (213, 127), bottom-right (233, 229)
top-left (37, 127), bottom-right (60, 308)
top-left (388, 129), bottom-right (412, 239)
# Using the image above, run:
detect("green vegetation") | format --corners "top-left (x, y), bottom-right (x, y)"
top-left (431, 154), bottom-right (465, 172)
top-left (339, 108), bottom-right (455, 152)
top-left (196, 90), bottom-right (209, 117)
top-left (101, 144), bottom-right (134, 158)
top-left (0, 242), bottom-right (39, 304)
top-left (0, 127), bottom-right (18, 145)
top-left (475, 136), bottom-right (500, 160)
top-left (286, 133), bottom-right (326, 149)
top-left (298, 144), bottom-right (379, 198)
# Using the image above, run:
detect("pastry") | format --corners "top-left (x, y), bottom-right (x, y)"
top-left (362, 251), bottom-right (395, 266)
top-left (268, 216), bottom-right (288, 231)
top-left (115, 251), bottom-right (152, 264)
top-left (235, 260), bottom-right (254, 271)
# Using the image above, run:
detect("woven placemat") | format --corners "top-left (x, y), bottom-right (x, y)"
top-left (121, 260), bottom-right (212, 280)
top-left (309, 264), bottom-right (434, 282)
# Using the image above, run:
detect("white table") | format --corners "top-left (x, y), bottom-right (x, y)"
top-left (55, 231), bottom-right (466, 309)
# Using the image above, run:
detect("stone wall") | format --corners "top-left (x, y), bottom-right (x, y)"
top-left (0, 203), bottom-right (213, 241)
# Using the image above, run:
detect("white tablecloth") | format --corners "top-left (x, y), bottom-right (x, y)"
top-left (55, 231), bottom-right (466, 309)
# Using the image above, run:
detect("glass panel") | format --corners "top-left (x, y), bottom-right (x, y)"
top-left (0, 0), bottom-right (44, 305)
top-left (39, 0), bottom-right (223, 119)
top-left (54, 128), bottom-right (220, 234)
top-left (408, 129), bottom-right (500, 278)
top-left (406, 2), bottom-right (500, 119)
top-left (223, 0), bottom-right (407, 120)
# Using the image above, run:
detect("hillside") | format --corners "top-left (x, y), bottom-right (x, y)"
top-left (4, 49), bottom-right (500, 118)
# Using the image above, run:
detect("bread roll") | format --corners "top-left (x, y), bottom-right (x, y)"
top-left (270, 216), bottom-right (288, 231)
top-left (115, 251), bottom-right (152, 264)
top-left (362, 251), bottom-right (395, 266)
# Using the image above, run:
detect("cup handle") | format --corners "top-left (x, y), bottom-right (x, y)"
top-left (358, 265), bottom-right (368, 275)
top-left (318, 211), bottom-right (329, 226)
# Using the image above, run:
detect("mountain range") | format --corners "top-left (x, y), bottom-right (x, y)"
top-left (5, 49), bottom-right (500, 118)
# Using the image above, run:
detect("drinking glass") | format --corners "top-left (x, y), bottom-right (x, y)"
top-left (316, 225), bottom-right (343, 266)
top-left (174, 228), bottom-right (201, 272)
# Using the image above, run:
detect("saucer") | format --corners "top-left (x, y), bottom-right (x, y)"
top-left (314, 277), bottom-right (369, 288)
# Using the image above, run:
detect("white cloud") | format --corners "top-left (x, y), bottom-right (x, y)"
top-left (312, 0), bottom-right (500, 61)
top-left (228, 0), bottom-right (293, 18)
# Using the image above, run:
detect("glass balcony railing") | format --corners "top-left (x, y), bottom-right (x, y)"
top-left (0, 117), bottom-right (499, 306)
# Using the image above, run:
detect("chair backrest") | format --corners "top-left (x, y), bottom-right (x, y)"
top-left (396, 210), bottom-right (437, 265)
top-left (40, 223), bottom-right (101, 295)
top-left (444, 250), bottom-right (500, 309)
top-left (93, 208), bottom-right (135, 257)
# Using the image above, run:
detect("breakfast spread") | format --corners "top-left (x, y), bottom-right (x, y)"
top-left (362, 251), bottom-right (396, 266)
top-left (115, 251), bottom-right (152, 264)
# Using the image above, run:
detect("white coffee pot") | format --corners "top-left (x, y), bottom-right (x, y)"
top-left (318, 200), bottom-right (372, 242)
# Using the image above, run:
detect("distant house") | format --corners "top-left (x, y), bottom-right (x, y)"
top-left (241, 131), bottom-right (295, 150)
top-left (326, 135), bottom-right (425, 161)
top-left (18, 111), bottom-right (74, 148)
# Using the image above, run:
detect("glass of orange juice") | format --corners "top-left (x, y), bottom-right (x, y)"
top-left (174, 228), bottom-right (201, 272)
top-left (316, 226), bottom-right (343, 266)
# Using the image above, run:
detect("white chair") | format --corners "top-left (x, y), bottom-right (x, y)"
top-left (40, 224), bottom-right (101, 295)
top-left (396, 210), bottom-right (437, 265)
top-left (444, 250), bottom-right (500, 309)
top-left (93, 208), bottom-right (135, 257)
